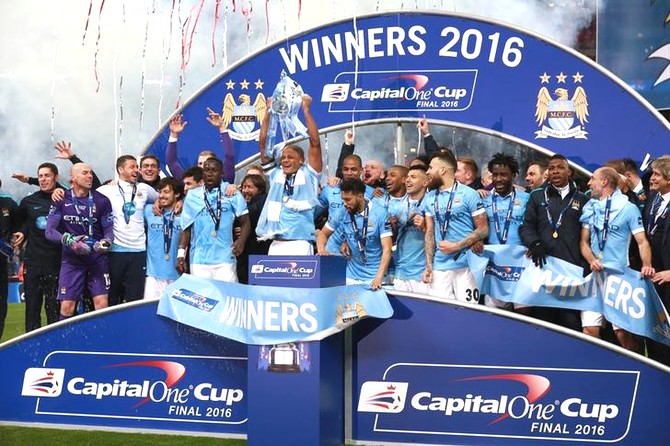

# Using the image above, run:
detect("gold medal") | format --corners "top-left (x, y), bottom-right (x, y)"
top-left (597, 252), bottom-right (603, 260)
top-left (125, 224), bottom-right (130, 229)
top-left (552, 231), bottom-right (558, 239)
top-left (211, 231), bottom-right (217, 238)
top-left (165, 254), bottom-right (170, 261)
top-left (282, 195), bottom-right (289, 202)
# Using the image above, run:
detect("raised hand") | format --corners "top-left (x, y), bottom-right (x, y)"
top-left (11, 173), bottom-right (30, 183)
top-left (206, 107), bottom-right (225, 129)
top-left (54, 141), bottom-right (74, 160)
top-left (417, 117), bottom-right (429, 137)
top-left (169, 114), bottom-right (188, 136)
top-left (344, 128), bottom-right (354, 145)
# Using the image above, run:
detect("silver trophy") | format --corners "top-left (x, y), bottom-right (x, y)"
top-left (264, 70), bottom-right (308, 160)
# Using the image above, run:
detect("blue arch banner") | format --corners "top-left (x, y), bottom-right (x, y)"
top-left (145, 12), bottom-right (670, 174)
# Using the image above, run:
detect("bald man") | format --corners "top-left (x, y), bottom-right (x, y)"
top-left (46, 163), bottom-right (114, 319)
top-left (580, 166), bottom-right (653, 351)
top-left (364, 160), bottom-right (386, 189)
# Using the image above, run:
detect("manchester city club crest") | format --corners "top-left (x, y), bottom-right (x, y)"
top-left (335, 292), bottom-right (368, 326)
top-left (220, 78), bottom-right (267, 142)
top-left (534, 71), bottom-right (589, 139)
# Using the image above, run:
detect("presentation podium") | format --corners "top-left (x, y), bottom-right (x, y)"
top-left (247, 255), bottom-right (347, 446)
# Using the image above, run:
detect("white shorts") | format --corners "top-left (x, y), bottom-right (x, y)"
top-left (143, 276), bottom-right (176, 300)
top-left (346, 278), bottom-right (369, 286)
top-left (428, 268), bottom-right (479, 303)
top-left (581, 310), bottom-right (621, 331)
top-left (191, 263), bottom-right (238, 282)
top-left (268, 240), bottom-right (314, 256)
top-left (393, 278), bottom-right (430, 295)
top-left (484, 295), bottom-right (529, 311)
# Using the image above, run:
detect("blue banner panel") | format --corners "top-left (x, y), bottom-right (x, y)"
top-left (468, 245), bottom-right (670, 346)
top-left (246, 254), bottom-right (346, 446)
top-left (248, 255), bottom-right (347, 287)
top-left (157, 273), bottom-right (393, 345)
top-left (145, 12), bottom-right (670, 174)
top-left (0, 302), bottom-right (248, 436)
top-left (351, 293), bottom-right (670, 445)
top-left (25, 352), bottom-right (246, 425)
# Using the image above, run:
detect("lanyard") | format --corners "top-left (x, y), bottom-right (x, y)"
top-left (203, 185), bottom-right (222, 233)
top-left (397, 195), bottom-right (424, 243)
top-left (118, 183), bottom-right (137, 226)
top-left (648, 195), bottom-right (669, 236)
top-left (349, 200), bottom-right (370, 264)
top-left (434, 182), bottom-right (458, 240)
top-left (283, 174), bottom-right (296, 202)
top-left (72, 191), bottom-right (94, 239)
top-left (593, 195), bottom-right (612, 256)
top-left (162, 210), bottom-right (175, 259)
top-left (543, 186), bottom-right (577, 239)
top-left (491, 189), bottom-right (516, 244)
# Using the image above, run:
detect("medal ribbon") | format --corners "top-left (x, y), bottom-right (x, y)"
top-left (162, 210), bottom-right (175, 257)
top-left (349, 200), bottom-right (370, 264)
top-left (397, 195), bottom-right (424, 243)
top-left (594, 194), bottom-right (612, 254)
top-left (492, 189), bottom-right (516, 244)
top-left (283, 173), bottom-right (296, 200)
top-left (543, 187), bottom-right (577, 237)
top-left (118, 183), bottom-right (137, 226)
top-left (203, 185), bottom-right (222, 232)
top-left (434, 182), bottom-right (458, 241)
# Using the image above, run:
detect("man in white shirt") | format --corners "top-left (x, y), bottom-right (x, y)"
top-left (98, 155), bottom-right (158, 305)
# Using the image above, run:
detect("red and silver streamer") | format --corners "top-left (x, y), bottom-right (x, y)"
top-left (212, 0), bottom-right (222, 66)
top-left (50, 4), bottom-right (59, 142)
top-left (139, 4), bottom-right (151, 130)
top-left (241, 0), bottom-right (253, 54)
top-left (93, 0), bottom-right (107, 92)
top-left (180, 0), bottom-right (206, 70)
top-left (221, 2), bottom-right (229, 68)
top-left (118, 75), bottom-right (124, 153)
top-left (82, 0), bottom-right (94, 45)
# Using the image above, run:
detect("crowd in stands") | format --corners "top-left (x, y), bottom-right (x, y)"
top-left (1, 95), bottom-right (669, 368)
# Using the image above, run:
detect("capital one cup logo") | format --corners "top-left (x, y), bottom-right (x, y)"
top-left (22, 368), bottom-right (65, 397)
top-left (358, 381), bottom-right (409, 413)
top-left (321, 83), bottom-right (350, 102)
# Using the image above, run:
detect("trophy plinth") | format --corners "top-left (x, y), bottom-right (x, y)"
top-left (267, 343), bottom-right (300, 373)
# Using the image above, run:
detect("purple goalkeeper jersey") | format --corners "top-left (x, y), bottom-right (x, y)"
top-left (46, 189), bottom-right (114, 259)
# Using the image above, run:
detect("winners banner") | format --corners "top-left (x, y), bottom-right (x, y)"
top-left (469, 245), bottom-right (670, 345)
top-left (157, 274), bottom-right (393, 345)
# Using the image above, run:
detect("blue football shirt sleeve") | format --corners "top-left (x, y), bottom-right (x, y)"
top-left (233, 192), bottom-right (249, 217)
top-left (325, 213), bottom-right (342, 233)
top-left (378, 207), bottom-right (393, 238)
top-left (467, 190), bottom-right (486, 217)
top-left (422, 193), bottom-right (434, 218)
top-left (627, 204), bottom-right (645, 234)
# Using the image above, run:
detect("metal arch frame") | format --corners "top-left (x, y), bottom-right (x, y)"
top-left (234, 117), bottom-right (595, 179)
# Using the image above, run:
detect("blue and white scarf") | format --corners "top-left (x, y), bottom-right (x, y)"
top-left (579, 189), bottom-right (629, 230)
top-left (256, 164), bottom-right (320, 240)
